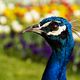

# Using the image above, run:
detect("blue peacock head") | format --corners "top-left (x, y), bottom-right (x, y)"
top-left (24, 17), bottom-right (74, 49)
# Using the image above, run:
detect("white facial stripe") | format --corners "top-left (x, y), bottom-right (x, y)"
top-left (38, 21), bottom-right (61, 29)
top-left (40, 21), bottom-right (52, 28)
top-left (47, 25), bottom-right (66, 36)
top-left (38, 24), bottom-right (41, 28)
top-left (40, 21), bottom-right (61, 28)
top-left (55, 21), bottom-right (61, 23)
top-left (37, 22), bottom-right (51, 29)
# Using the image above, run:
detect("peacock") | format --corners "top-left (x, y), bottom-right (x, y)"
top-left (23, 17), bottom-right (75, 80)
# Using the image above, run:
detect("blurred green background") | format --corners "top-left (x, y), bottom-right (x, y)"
top-left (0, 0), bottom-right (80, 80)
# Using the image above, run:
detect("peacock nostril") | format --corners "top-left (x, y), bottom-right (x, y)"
top-left (32, 24), bottom-right (39, 28)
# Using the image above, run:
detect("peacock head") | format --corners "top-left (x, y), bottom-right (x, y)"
top-left (23, 17), bottom-right (74, 49)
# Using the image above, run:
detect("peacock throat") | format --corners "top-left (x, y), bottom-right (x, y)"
top-left (41, 34), bottom-right (74, 80)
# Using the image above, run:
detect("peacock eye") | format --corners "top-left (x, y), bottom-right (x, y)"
top-left (48, 21), bottom-right (59, 31)
top-left (47, 25), bottom-right (66, 36)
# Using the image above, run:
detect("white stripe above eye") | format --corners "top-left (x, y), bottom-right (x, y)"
top-left (38, 24), bottom-right (41, 28)
top-left (37, 21), bottom-right (51, 29)
top-left (40, 21), bottom-right (52, 28)
top-left (47, 25), bottom-right (66, 36)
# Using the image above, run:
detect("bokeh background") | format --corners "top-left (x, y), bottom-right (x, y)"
top-left (0, 0), bottom-right (80, 80)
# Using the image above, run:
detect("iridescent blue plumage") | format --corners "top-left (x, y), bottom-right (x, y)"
top-left (40, 17), bottom-right (74, 80)
top-left (24, 17), bottom-right (74, 80)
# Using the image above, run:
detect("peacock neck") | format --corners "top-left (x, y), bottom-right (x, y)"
top-left (42, 45), bottom-right (73, 80)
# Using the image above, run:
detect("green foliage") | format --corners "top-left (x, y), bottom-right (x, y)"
top-left (0, 53), bottom-right (44, 80)
top-left (0, 53), bottom-right (79, 80)
top-left (23, 32), bottom-right (44, 45)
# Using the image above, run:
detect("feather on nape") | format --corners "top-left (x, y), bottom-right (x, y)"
top-left (70, 18), bottom-right (80, 42)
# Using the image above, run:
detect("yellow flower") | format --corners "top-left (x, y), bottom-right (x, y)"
top-left (33, 6), bottom-right (40, 13)
top-left (14, 6), bottom-right (27, 17)
top-left (71, 4), bottom-right (79, 11)
top-left (50, 4), bottom-right (57, 11)
top-left (71, 4), bottom-right (80, 17)
top-left (58, 5), bottom-right (68, 18)
top-left (4, 8), bottom-right (16, 20)
top-left (40, 4), bottom-right (50, 16)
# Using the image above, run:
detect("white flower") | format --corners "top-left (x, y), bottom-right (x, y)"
top-left (51, 10), bottom-right (60, 17)
top-left (0, 25), bottom-right (10, 34)
top-left (8, 3), bottom-right (15, 10)
top-left (11, 21), bottom-right (23, 32)
top-left (24, 12), bottom-right (33, 23)
top-left (31, 10), bottom-right (40, 21)
top-left (0, 1), bottom-right (6, 14)
top-left (45, 10), bottom-right (60, 18)
top-left (74, 10), bottom-right (80, 17)
top-left (0, 16), bottom-right (7, 24)
top-left (64, 0), bottom-right (75, 4)
top-left (3, 25), bottom-right (11, 34)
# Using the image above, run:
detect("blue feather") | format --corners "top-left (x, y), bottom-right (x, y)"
top-left (40, 17), bottom-right (74, 80)
top-left (23, 16), bottom-right (74, 80)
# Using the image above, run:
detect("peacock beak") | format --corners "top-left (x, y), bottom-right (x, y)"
top-left (23, 26), bottom-right (33, 32)
top-left (23, 24), bottom-right (43, 34)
